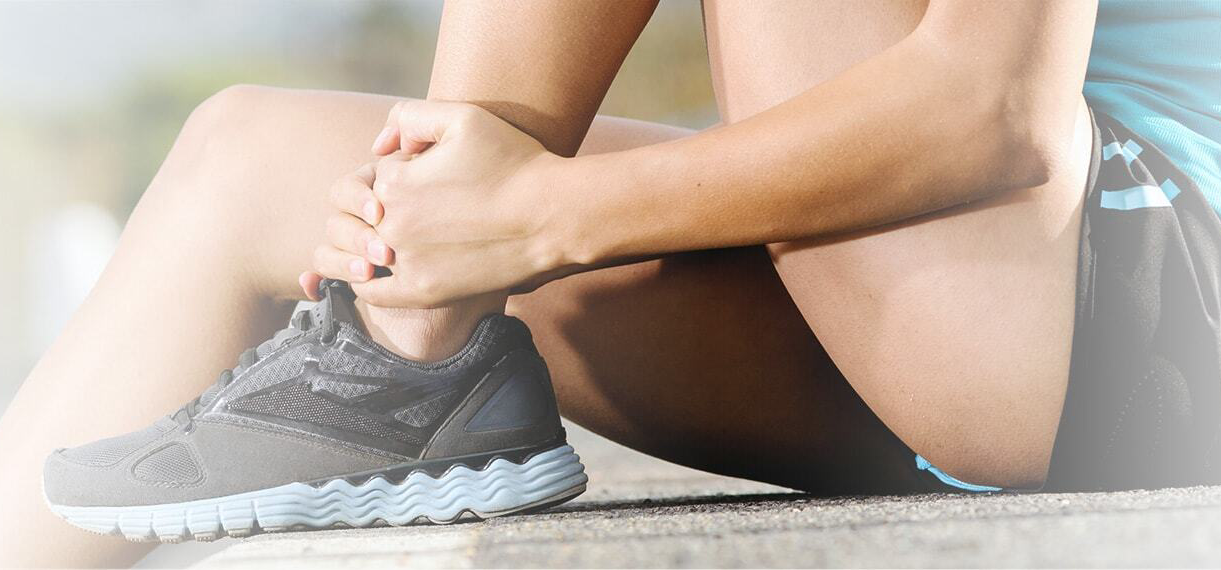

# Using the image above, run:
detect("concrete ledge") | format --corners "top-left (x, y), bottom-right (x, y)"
top-left (157, 424), bottom-right (1221, 568)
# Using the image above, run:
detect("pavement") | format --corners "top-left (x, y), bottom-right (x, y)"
top-left (136, 422), bottom-right (1221, 568)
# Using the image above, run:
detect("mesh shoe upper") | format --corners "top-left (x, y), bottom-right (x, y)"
top-left (57, 419), bottom-right (176, 468)
top-left (44, 280), bottom-right (562, 508)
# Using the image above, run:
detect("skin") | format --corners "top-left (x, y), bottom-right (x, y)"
top-left (0, 0), bottom-right (1097, 567)
top-left (311, 0), bottom-right (1096, 482)
top-left (315, 0), bottom-right (659, 364)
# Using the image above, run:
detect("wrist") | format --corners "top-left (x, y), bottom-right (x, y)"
top-left (524, 152), bottom-right (605, 274)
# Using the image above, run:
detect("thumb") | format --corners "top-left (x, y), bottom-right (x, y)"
top-left (370, 100), bottom-right (476, 156)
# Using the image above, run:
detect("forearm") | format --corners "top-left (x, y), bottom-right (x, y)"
top-left (548, 3), bottom-right (1093, 265)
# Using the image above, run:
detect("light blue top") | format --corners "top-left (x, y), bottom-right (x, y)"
top-left (1084, 0), bottom-right (1221, 216)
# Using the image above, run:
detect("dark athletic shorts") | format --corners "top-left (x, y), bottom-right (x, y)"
top-left (917, 108), bottom-right (1221, 492)
top-left (1044, 108), bottom-right (1221, 491)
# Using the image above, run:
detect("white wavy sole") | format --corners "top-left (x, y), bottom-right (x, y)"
top-left (48, 445), bottom-right (587, 543)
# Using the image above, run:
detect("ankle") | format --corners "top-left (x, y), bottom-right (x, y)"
top-left (353, 294), bottom-right (506, 362)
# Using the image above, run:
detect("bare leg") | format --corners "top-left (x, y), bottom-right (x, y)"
top-left (2, 87), bottom-right (895, 567)
top-left (0, 6), bottom-right (1093, 566)
top-left (508, 119), bottom-right (919, 492)
top-left (705, 0), bottom-right (1092, 486)
top-left (0, 87), bottom-right (395, 567)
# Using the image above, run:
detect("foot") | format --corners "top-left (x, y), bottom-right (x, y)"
top-left (43, 280), bottom-right (586, 542)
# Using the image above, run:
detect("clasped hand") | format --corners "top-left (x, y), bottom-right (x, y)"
top-left (300, 101), bottom-right (571, 308)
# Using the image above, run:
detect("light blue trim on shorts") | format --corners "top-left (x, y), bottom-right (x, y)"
top-left (915, 454), bottom-right (1002, 493)
top-left (1100, 180), bottom-right (1182, 211)
top-left (1102, 139), bottom-right (1143, 165)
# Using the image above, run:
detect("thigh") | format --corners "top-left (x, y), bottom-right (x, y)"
top-left (510, 247), bottom-right (926, 494)
top-left (772, 106), bottom-right (1092, 487)
top-left (709, 0), bottom-right (1092, 488)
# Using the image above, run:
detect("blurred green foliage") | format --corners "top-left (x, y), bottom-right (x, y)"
top-left (85, 0), bottom-right (715, 219)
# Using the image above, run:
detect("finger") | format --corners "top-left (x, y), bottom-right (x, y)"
top-left (329, 165), bottom-right (382, 225)
top-left (325, 213), bottom-right (395, 266)
top-left (351, 273), bottom-right (465, 310)
top-left (382, 100), bottom-right (480, 156)
top-left (372, 155), bottom-right (417, 204)
top-left (371, 101), bottom-right (405, 155)
top-left (312, 245), bottom-right (375, 283)
top-left (350, 277), bottom-right (427, 309)
top-left (298, 271), bottom-right (324, 301)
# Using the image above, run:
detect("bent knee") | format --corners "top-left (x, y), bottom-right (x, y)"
top-left (139, 84), bottom-right (309, 250)
top-left (153, 84), bottom-right (273, 184)
top-left (172, 84), bottom-right (284, 164)
top-left (185, 84), bottom-right (276, 135)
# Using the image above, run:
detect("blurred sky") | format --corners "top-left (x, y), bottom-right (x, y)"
top-left (0, 1), bottom-right (379, 108)
top-left (0, 0), bottom-right (716, 414)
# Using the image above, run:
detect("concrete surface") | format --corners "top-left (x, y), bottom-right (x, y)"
top-left (139, 423), bottom-right (1221, 568)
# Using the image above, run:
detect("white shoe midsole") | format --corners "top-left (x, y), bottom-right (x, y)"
top-left (49, 445), bottom-right (587, 539)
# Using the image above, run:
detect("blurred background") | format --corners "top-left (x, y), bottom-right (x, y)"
top-left (0, 0), bottom-right (717, 415)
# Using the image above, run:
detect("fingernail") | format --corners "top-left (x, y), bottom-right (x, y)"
top-left (368, 239), bottom-right (388, 263)
top-left (371, 126), bottom-right (393, 152)
top-left (349, 259), bottom-right (367, 278)
top-left (363, 200), bottom-right (379, 224)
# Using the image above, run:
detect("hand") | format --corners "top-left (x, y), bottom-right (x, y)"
top-left (301, 100), bottom-right (572, 308)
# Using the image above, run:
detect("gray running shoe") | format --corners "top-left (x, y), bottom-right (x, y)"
top-left (43, 280), bottom-right (586, 542)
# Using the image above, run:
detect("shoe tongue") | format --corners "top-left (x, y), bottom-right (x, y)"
top-left (313, 279), bottom-right (358, 329)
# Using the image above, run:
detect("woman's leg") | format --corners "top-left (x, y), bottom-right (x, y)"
top-left (0, 86), bottom-right (396, 567)
top-left (508, 118), bottom-right (920, 492)
top-left (1, 87), bottom-right (899, 567)
top-left (705, 0), bottom-right (1094, 487)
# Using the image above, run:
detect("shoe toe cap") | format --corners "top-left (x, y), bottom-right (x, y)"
top-left (43, 420), bottom-right (182, 507)
top-left (43, 449), bottom-right (108, 507)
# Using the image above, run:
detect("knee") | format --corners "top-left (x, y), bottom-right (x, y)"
top-left (154, 84), bottom-right (282, 200)
top-left (175, 85), bottom-right (276, 161)
top-left (136, 85), bottom-right (286, 244)
top-left (185, 85), bottom-right (272, 132)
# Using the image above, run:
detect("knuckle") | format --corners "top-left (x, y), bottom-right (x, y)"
top-left (373, 171), bottom-right (410, 204)
top-left (375, 161), bottom-right (404, 186)
top-left (374, 154), bottom-right (397, 173)
top-left (458, 102), bottom-right (482, 117)
top-left (370, 184), bottom-right (390, 209)
top-left (455, 104), bottom-right (483, 127)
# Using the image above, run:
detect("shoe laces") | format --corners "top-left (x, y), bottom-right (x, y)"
top-left (172, 308), bottom-right (337, 431)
